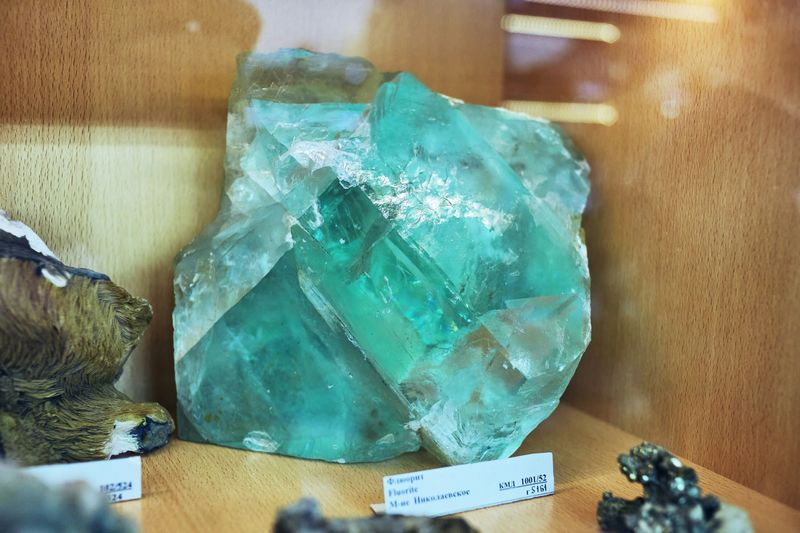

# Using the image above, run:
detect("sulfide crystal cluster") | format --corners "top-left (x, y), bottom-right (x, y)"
top-left (598, 443), bottom-right (753, 532)
top-left (174, 49), bottom-right (591, 464)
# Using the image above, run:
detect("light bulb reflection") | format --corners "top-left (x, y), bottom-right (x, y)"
top-left (525, 0), bottom-right (718, 24)
top-left (504, 100), bottom-right (619, 126)
top-left (501, 14), bottom-right (621, 43)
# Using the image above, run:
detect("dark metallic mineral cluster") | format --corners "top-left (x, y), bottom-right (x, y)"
top-left (274, 498), bottom-right (478, 533)
top-left (0, 462), bottom-right (135, 533)
top-left (598, 442), bottom-right (741, 533)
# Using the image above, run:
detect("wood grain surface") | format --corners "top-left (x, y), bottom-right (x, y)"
top-left (505, 0), bottom-right (800, 508)
top-left (2, 0), bottom-right (798, 518)
top-left (116, 404), bottom-right (800, 532)
top-left (0, 0), bottom-right (504, 408)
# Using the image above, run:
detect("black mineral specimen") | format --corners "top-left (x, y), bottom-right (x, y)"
top-left (274, 498), bottom-right (478, 533)
top-left (0, 461), bottom-right (135, 533)
top-left (598, 442), bottom-right (722, 533)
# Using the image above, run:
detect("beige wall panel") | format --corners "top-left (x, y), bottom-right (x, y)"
top-left (0, 0), bottom-right (504, 410)
top-left (502, 2), bottom-right (800, 507)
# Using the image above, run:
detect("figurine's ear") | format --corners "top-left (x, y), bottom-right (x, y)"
top-left (95, 281), bottom-right (153, 354)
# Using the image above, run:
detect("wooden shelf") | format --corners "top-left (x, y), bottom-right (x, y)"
top-left (117, 405), bottom-right (800, 532)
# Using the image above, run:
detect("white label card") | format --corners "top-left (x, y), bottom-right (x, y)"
top-left (24, 456), bottom-right (141, 504)
top-left (382, 452), bottom-right (554, 517)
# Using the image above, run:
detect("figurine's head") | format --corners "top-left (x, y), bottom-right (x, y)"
top-left (0, 211), bottom-right (174, 465)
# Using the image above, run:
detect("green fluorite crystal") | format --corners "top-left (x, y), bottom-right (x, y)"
top-left (174, 49), bottom-right (591, 464)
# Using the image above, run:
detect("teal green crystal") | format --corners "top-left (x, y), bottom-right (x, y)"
top-left (174, 49), bottom-right (591, 464)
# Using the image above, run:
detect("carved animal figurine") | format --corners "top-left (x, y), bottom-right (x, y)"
top-left (0, 210), bottom-right (174, 465)
top-left (0, 460), bottom-right (135, 532)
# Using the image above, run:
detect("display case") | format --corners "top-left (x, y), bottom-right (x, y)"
top-left (1, 1), bottom-right (797, 531)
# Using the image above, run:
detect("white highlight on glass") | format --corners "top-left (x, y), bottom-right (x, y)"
top-left (502, 14), bottom-right (621, 43)
top-left (526, 0), bottom-right (718, 23)
top-left (504, 100), bottom-right (619, 126)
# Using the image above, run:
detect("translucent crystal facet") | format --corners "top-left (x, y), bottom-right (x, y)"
top-left (174, 49), bottom-right (591, 464)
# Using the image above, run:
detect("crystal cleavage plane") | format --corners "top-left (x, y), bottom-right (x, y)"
top-left (173, 49), bottom-right (591, 465)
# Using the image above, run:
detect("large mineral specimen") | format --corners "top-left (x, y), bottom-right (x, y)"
top-left (174, 49), bottom-right (590, 464)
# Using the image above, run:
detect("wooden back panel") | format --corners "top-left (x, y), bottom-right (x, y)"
top-left (504, 0), bottom-right (799, 507)
top-left (0, 0), bottom-right (503, 409)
